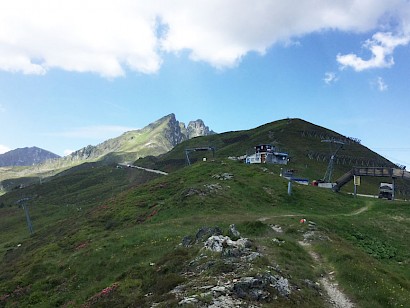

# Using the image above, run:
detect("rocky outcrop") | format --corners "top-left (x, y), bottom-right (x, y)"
top-left (187, 119), bottom-right (215, 138)
top-left (163, 113), bottom-right (186, 147)
top-left (60, 114), bottom-right (214, 165)
top-left (0, 147), bottom-right (60, 167)
top-left (171, 225), bottom-right (292, 307)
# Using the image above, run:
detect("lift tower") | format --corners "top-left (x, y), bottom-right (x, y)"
top-left (322, 139), bottom-right (345, 183)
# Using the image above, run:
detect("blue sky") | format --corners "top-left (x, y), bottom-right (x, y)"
top-left (0, 1), bottom-right (409, 168)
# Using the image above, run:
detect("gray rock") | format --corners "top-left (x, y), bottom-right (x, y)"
top-left (181, 235), bottom-right (194, 247)
top-left (232, 273), bottom-right (291, 301)
top-left (211, 286), bottom-right (229, 294)
top-left (233, 277), bottom-right (270, 301)
top-left (178, 296), bottom-right (198, 305)
top-left (195, 226), bottom-right (223, 242)
top-left (186, 119), bottom-right (215, 139)
top-left (228, 224), bottom-right (241, 239)
top-left (208, 295), bottom-right (245, 308)
top-left (242, 252), bottom-right (262, 262)
top-left (204, 235), bottom-right (252, 253)
top-left (204, 235), bottom-right (230, 252)
top-left (272, 275), bottom-right (291, 297)
top-left (221, 247), bottom-right (244, 258)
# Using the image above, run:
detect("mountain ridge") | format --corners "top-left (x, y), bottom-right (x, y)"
top-left (0, 146), bottom-right (60, 167)
top-left (64, 113), bottom-right (215, 164)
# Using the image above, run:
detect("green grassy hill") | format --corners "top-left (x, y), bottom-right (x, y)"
top-left (138, 118), bottom-right (410, 198)
top-left (0, 114), bottom-right (207, 195)
top-left (1, 158), bottom-right (409, 307)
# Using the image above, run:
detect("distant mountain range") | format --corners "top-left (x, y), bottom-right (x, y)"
top-left (1, 114), bottom-right (409, 198)
top-left (0, 114), bottom-right (214, 169)
top-left (0, 147), bottom-right (60, 167)
top-left (62, 113), bottom-right (215, 164)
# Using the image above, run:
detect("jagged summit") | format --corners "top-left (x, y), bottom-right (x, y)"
top-left (0, 146), bottom-right (60, 167)
top-left (64, 113), bottom-right (214, 164)
top-left (186, 119), bottom-right (215, 138)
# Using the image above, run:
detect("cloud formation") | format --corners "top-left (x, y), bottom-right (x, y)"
top-left (337, 32), bottom-right (410, 71)
top-left (376, 76), bottom-right (388, 91)
top-left (323, 72), bottom-right (338, 85)
top-left (0, 1), bottom-right (409, 77)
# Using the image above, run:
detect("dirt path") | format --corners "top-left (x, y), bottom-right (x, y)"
top-left (298, 239), bottom-right (355, 307)
top-left (345, 205), bottom-right (369, 216)
top-left (268, 223), bottom-right (355, 307)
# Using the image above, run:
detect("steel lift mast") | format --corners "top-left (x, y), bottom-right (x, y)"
top-left (322, 139), bottom-right (345, 183)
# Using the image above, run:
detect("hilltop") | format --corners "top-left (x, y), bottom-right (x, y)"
top-left (0, 147), bottom-right (60, 167)
top-left (137, 118), bottom-right (409, 198)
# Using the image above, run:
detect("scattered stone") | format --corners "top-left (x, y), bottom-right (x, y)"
top-left (208, 295), bottom-right (246, 308)
top-left (204, 183), bottom-right (223, 192)
top-left (182, 188), bottom-right (202, 197)
top-left (228, 224), bottom-right (241, 239)
top-left (272, 238), bottom-right (285, 245)
top-left (212, 173), bottom-right (234, 180)
top-left (172, 225), bottom-right (294, 307)
top-left (269, 224), bottom-right (283, 233)
top-left (198, 285), bottom-right (214, 291)
top-left (211, 286), bottom-right (228, 294)
top-left (242, 252), bottom-right (262, 262)
top-left (178, 296), bottom-right (198, 305)
top-left (170, 284), bottom-right (186, 295)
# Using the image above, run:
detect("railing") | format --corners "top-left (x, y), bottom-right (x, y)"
top-left (333, 167), bottom-right (410, 192)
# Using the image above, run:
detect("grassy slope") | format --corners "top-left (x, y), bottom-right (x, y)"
top-left (137, 118), bottom-right (410, 198)
top-left (1, 160), bottom-right (409, 307)
top-left (0, 115), bottom-right (176, 195)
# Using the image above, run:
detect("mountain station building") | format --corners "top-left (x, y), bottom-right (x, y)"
top-left (245, 144), bottom-right (289, 165)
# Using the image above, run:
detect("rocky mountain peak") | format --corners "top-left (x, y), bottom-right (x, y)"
top-left (0, 146), bottom-right (60, 167)
top-left (164, 114), bottom-right (186, 147)
top-left (186, 119), bottom-right (214, 139)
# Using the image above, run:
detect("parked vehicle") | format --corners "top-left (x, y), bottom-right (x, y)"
top-left (378, 182), bottom-right (393, 200)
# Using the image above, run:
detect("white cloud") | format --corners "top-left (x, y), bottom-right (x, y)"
top-left (48, 125), bottom-right (138, 139)
top-left (0, 1), bottom-right (409, 76)
top-left (323, 72), bottom-right (338, 85)
top-left (337, 32), bottom-right (410, 71)
top-left (0, 145), bottom-right (11, 154)
top-left (375, 76), bottom-right (388, 91)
